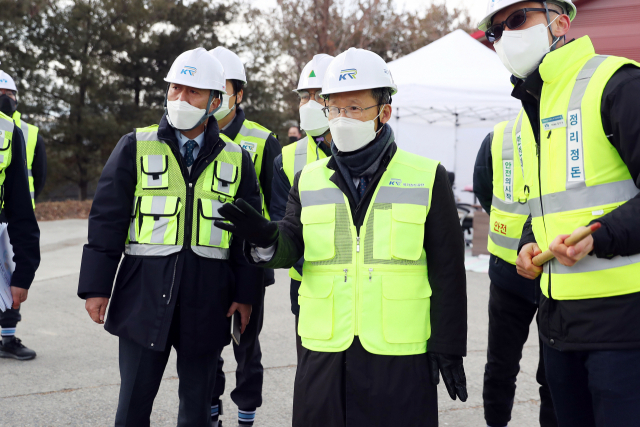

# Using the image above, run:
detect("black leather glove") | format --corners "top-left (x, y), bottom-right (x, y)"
top-left (215, 198), bottom-right (279, 248)
top-left (427, 352), bottom-right (468, 402)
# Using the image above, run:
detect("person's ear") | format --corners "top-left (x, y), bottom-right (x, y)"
top-left (379, 104), bottom-right (393, 125)
top-left (552, 14), bottom-right (571, 39)
top-left (210, 96), bottom-right (222, 113)
top-left (236, 88), bottom-right (243, 104)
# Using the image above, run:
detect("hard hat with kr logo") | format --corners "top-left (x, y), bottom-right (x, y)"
top-left (478, 0), bottom-right (576, 31)
top-left (320, 47), bottom-right (397, 99)
top-left (295, 54), bottom-right (335, 92)
top-left (209, 46), bottom-right (247, 85)
top-left (164, 47), bottom-right (227, 93)
top-left (0, 70), bottom-right (17, 92)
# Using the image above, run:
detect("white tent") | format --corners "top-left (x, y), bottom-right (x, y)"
top-left (388, 29), bottom-right (521, 203)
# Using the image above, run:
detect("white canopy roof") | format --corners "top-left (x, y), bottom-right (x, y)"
top-left (388, 29), bottom-right (520, 126)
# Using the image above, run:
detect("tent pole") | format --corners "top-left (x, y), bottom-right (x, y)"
top-left (454, 109), bottom-right (459, 179)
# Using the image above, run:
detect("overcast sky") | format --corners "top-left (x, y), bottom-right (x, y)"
top-left (247, 0), bottom-right (487, 26)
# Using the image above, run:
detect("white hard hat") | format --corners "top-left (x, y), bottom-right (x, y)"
top-left (0, 71), bottom-right (17, 92)
top-left (164, 47), bottom-right (227, 93)
top-left (209, 46), bottom-right (247, 84)
top-left (295, 54), bottom-right (335, 92)
top-left (478, 0), bottom-right (576, 31)
top-left (321, 48), bottom-right (397, 99)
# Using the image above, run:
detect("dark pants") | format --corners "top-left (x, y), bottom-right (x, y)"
top-left (0, 307), bottom-right (21, 328)
top-left (293, 337), bottom-right (437, 427)
top-left (544, 345), bottom-right (640, 427)
top-left (484, 283), bottom-right (557, 427)
top-left (115, 306), bottom-right (222, 427)
top-left (212, 286), bottom-right (265, 411)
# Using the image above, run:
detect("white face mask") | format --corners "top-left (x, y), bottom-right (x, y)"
top-left (299, 100), bottom-right (329, 137)
top-left (214, 93), bottom-right (235, 120)
top-left (329, 108), bottom-right (384, 153)
top-left (494, 16), bottom-right (560, 79)
top-left (166, 99), bottom-right (207, 131)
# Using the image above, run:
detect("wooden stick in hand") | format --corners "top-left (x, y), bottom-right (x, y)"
top-left (532, 222), bottom-right (602, 267)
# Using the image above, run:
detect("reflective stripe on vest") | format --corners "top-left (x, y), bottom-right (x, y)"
top-left (297, 149), bottom-right (437, 356)
top-left (525, 37), bottom-right (640, 300)
top-left (282, 135), bottom-right (329, 281)
top-left (231, 120), bottom-right (271, 218)
top-left (12, 112), bottom-right (36, 206)
top-left (487, 112), bottom-right (531, 264)
top-left (0, 113), bottom-right (14, 209)
top-left (125, 125), bottom-right (242, 259)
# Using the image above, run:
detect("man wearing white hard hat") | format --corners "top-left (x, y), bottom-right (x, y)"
top-left (77, 47), bottom-right (263, 426)
top-left (0, 70), bottom-right (46, 361)
top-left (480, 1), bottom-right (640, 424)
top-left (215, 47), bottom-right (468, 426)
top-left (0, 70), bottom-right (41, 360)
top-left (270, 53), bottom-right (334, 362)
top-left (208, 46), bottom-right (281, 427)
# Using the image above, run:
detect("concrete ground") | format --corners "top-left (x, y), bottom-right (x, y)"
top-left (0, 219), bottom-right (543, 426)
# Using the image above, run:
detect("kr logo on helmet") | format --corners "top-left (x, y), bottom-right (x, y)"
top-left (181, 66), bottom-right (197, 76)
top-left (339, 69), bottom-right (357, 81)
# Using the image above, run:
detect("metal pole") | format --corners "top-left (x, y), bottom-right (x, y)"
top-left (453, 109), bottom-right (459, 177)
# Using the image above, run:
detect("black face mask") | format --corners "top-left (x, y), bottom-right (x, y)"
top-left (289, 136), bottom-right (298, 144)
top-left (0, 94), bottom-right (17, 117)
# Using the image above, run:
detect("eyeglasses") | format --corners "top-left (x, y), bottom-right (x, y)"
top-left (322, 104), bottom-right (381, 119)
top-left (298, 90), bottom-right (323, 104)
top-left (485, 8), bottom-right (559, 42)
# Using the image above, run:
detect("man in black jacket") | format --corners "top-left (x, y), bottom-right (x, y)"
top-left (0, 103), bottom-right (40, 361)
top-left (214, 48), bottom-right (467, 427)
top-left (0, 71), bottom-right (47, 360)
top-left (208, 46), bottom-right (281, 427)
top-left (77, 48), bottom-right (263, 427)
top-left (474, 129), bottom-right (556, 427)
top-left (480, 0), bottom-right (640, 424)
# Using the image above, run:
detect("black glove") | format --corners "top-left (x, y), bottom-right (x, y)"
top-left (427, 352), bottom-right (468, 402)
top-left (215, 198), bottom-right (279, 248)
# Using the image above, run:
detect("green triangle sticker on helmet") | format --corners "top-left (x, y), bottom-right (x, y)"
top-left (309, 70), bottom-right (316, 78)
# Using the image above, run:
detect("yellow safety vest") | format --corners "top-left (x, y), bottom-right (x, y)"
top-left (125, 125), bottom-right (242, 259)
top-left (229, 119), bottom-right (273, 219)
top-left (524, 36), bottom-right (640, 300)
top-left (281, 134), bottom-right (329, 281)
top-left (488, 111), bottom-right (533, 264)
top-left (297, 148), bottom-right (438, 356)
top-left (12, 111), bottom-right (37, 208)
top-left (0, 112), bottom-right (14, 208)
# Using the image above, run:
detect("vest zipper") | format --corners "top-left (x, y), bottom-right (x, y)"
top-left (344, 268), bottom-right (348, 282)
top-left (356, 236), bottom-right (360, 252)
top-left (166, 254), bottom-right (179, 305)
top-left (369, 268), bottom-right (373, 281)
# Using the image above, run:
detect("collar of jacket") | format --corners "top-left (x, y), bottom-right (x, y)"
top-left (221, 107), bottom-right (246, 141)
top-left (157, 114), bottom-right (225, 177)
top-left (326, 141), bottom-right (397, 174)
top-left (539, 36), bottom-right (594, 83)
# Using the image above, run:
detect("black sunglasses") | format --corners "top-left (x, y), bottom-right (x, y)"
top-left (486, 8), bottom-right (559, 42)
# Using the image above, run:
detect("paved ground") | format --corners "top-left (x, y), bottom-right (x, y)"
top-left (0, 219), bottom-right (543, 426)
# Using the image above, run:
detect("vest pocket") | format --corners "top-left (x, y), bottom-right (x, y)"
top-left (391, 204), bottom-right (426, 260)
top-left (137, 196), bottom-right (182, 245)
top-left (212, 160), bottom-right (239, 196)
top-left (197, 197), bottom-right (230, 248)
top-left (382, 275), bottom-right (431, 344)
top-left (141, 155), bottom-right (168, 190)
top-left (298, 274), bottom-right (334, 340)
top-left (301, 204), bottom-right (336, 261)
